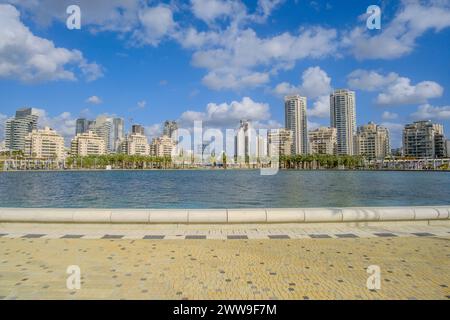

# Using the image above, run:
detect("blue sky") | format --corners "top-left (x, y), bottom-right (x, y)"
top-left (0, 0), bottom-right (450, 147)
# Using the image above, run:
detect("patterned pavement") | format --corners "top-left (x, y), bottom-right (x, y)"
top-left (0, 223), bottom-right (449, 300)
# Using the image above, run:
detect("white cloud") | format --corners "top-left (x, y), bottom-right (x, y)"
top-left (202, 70), bottom-right (270, 90)
top-left (133, 5), bottom-right (176, 46)
top-left (347, 69), bottom-right (443, 106)
top-left (145, 123), bottom-right (162, 140)
top-left (0, 4), bottom-right (103, 83)
top-left (274, 66), bottom-right (332, 99)
top-left (343, 0), bottom-right (450, 60)
top-left (190, 0), bottom-right (245, 24)
top-left (179, 97), bottom-right (273, 128)
top-left (137, 100), bottom-right (147, 109)
top-left (190, 27), bottom-right (337, 90)
top-left (377, 78), bottom-right (443, 106)
top-left (86, 96), bottom-right (102, 105)
top-left (308, 95), bottom-right (330, 119)
top-left (411, 104), bottom-right (450, 120)
top-left (382, 111), bottom-right (399, 120)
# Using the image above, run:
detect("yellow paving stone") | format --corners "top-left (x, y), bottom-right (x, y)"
top-left (0, 237), bottom-right (449, 300)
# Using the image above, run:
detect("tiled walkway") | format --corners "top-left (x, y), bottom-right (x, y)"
top-left (0, 223), bottom-right (449, 300)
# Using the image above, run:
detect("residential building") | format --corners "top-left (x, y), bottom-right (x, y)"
top-left (24, 127), bottom-right (65, 160)
top-left (120, 132), bottom-right (150, 156)
top-left (267, 128), bottom-right (293, 157)
top-left (330, 89), bottom-right (356, 155)
top-left (5, 108), bottom-right (38, 152)
top-left (355, 122), bottom-right (390, 160)
top-left (70, 131), bottom-right (106, 156)
top-left (308, 127), bottom-right (337, 155)
top-left (112, 118), bottom-right (125, 152)
top-left (403, 121), bottom-right (446, 158)
top-left (285, 95), bottom-right (308, 155)
top-left (76, 116), bottom-right (124, 153)
top-left (0, 140), bottom-right (7, 152)
top-left (150, 135), bottom-right (175, 157)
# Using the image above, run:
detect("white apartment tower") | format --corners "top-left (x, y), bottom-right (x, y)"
top-left (330, 89), bottom-right (356, 155)
top-left (308, 127), bottom-right (337, 155)
top-left (284, 95), bottom-right (307, 155)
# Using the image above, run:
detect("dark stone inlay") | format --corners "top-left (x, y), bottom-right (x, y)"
top-left (411, 232), bottom-right (435, 237)
top-left (227, 235), bottom-right (248, 240)
top-left (374, 233), bottom-right (398, 237)
top-left (22, 234), bottom-right (45, 238)
top-left (185, 235), bottom-right (207, 239)
top-left (143, 235), bottom-right (165, 240)
top-left (102, 235), bottom-right (124, 239)
top-left (0, 234), bottom-right (7, 238)
top-left (309, 234), bottom-right (331, 239)
top-left (61, 235), bottom-right (84, 239)
top-left (268, 235), bottom-right (290, 239)
top-left (335, 233), bottom-right (358, 238)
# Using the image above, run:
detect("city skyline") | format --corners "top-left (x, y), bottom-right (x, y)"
top-left (0, 1), bottom-right (450, 150)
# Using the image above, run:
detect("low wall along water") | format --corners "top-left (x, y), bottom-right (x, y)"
top-left (0, 206), bottom-right (449, 224)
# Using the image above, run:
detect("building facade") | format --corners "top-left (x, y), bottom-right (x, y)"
top-left (285, 95), bottom-right (307, 155)
top-left (403, 121), bottom-right (446, 158)
top-left (150, 135), bottom-right (175, 157)
top-left (308, 127), bottom-right (337, 155)
top-left (120, 133), bottom-right (150, 155)
top-left (70, 131), bottom-right (106, 156)
top-left (131, 124), bottom-right (145, 136)
top-left (330, 89), bottom-right (356, 155)
top-left (5, 108), bottom-right (38, 152)
top-left (76, 116), bottom-right (124, 153)
top-left (447, 140), bottom-right (450, 158)
top-left (268, 128), bottom-right (293, 158)
top-left (24, 127), bottom-right (65, 160)
top-left (355, 122), bottom-right (390, 160)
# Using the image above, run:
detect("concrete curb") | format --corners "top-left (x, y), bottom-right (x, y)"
top-left (0, 206), bottom-right (449, 224)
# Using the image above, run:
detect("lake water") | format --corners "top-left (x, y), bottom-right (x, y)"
top-left (0, 170), bottom-right (449, 208)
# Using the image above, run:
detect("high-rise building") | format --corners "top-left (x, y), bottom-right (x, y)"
top-left (234, 120), bottom-right (267, 163)
top-left (119, 132), bottom-right (150, 155)
top-left (268, 128), bottom-right (293, 157)
top-left (70, 131), bottom-right (106, 156)
top-left (403, 121), bottom-right (446, 158)
top-left (112, 118), bottom-right (125, 152)
top-left (75, 118), bottom-right (95, 135)
top-left (355, 122), bottom-right (390, 160)
top-left (308, 127), bottom-right (337, 155)
top-left (163, 120), bottom-right (178, 140)
top-left (150, 135), bottom-right (175, 157)
top-left (330, 89), bottom-right (356, 155)
top-left (24, 127), bottom-right (65, 160)
top-left (0, 141), bottom-right (6, 152)
top-left (131, 124), bottom-right (145, 136)
top-left (284, 95), bottom-right (307, 155)
top-left (5, 108), bottom-right (38, 152)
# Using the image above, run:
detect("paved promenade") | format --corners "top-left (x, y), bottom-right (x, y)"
top-left (0, 222), bottom-right (449, 300)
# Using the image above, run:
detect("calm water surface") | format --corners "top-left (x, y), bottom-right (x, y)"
top-left (0, 170), bottom-right (449, 208)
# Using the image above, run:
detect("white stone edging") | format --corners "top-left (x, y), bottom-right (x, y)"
top-left (0, 206), bottom-right (449, 224)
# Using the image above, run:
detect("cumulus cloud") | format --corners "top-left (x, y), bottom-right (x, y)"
top-left (137, 100), bottom-right (147, 109)
top-left (308, 95), bottom-right (330, 119)
top-left (0, 4), bottom-right (103, 83)
top-left (411, 104), bottom-right (450, 120)
top-left (274, 66), bottom-right (332, 98)
top-left (86, 96), bottom-right (102, 105)
top-left (133, 5), bottom-right (176, 46)
top-left (343, 0), bottom-right (450, 60)
top-left (179, 97), bottom-right (274, 128)
top-left (347, 69), bottom-right (443, 106)
top-left (190, 0), bottom-right (245, 24)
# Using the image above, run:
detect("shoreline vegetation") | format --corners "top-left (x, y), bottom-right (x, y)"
top-left (1, 152), bottom-right (449, 171)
